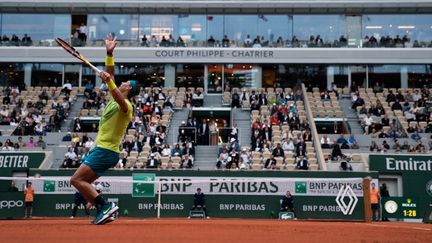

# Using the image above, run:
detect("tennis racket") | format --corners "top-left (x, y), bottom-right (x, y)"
top-left (55, 37), bottom-right (102, 73)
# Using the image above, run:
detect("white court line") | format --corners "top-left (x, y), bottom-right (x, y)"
top-left (357, 223), bottom-right (431, 231)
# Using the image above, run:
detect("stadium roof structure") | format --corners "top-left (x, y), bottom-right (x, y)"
top-left (1, 0), bottom-right (432, 13)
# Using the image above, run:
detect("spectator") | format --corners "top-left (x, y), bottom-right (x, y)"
top-left (348, 134), bottom-right (359, 149)
top-left (79, 23), bottom-right (87, 43)
top-left (336, 134), bottom-right (347, 144)
top-left (296, 155), bottom-right (309, 170)
top-left (410, 131), bottom-right (421, 141)
top-left (264, 154), bottom-right (277, 170)
top-left (27, 137), bottom-right (35, 148)
top-left (231, 90), bottom-right (241, 108)
top-left (217, 149), bottom-right (229, 169)
top-left (115, 152), bottom-right (127, 169)
top-left (331, 143), bottom-right (343, 161)
top-left (272, 143), bottom-right (285, 159)
top-left (321, 134), bottom-right (331, 149)
top-left (180, 154), bottom-right (193, 169)
top-left (36, 136), bottom-right (46, 149)
top-left (147, 153), bottom-right (160, 169)
top-left (62, 80), bottom-right (72, 95)
top-left (280, 191), bottom-right (297, 219)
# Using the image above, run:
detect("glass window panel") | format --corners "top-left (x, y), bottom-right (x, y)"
top-left (31, 63), bottom-right (62, 87)
top-left (114, 64), bottom-right (165, 88)
top-left (331, 66), bottom-right (349, 89)
top-left (207, 15), bottom-right (224, 43)
top-left (293, 15), bottom-right (345, 47)
top-left (1, 14), bottom-right (70, 42)
top-left (82, 66), bottom-right (97, 88)
top-left (88, 14), bottom-right (139, 40)
top-left (64, 64), bottom-right (80, 87)
top-left (368, 65), bottom-right (401, 88)
top-left (207, 64), bottom-right (223, 93)
top-left (224, 15), bottom-right (258, 46)
top-left (363, 14), bottom-right (432, 46)
top-left (224, 64), bottom-right (259, 89)
top-left (257, 15), bottom-right (291, 45)
top-left (407, 65), bottom-right (432, 88)
top-left (139, 15), bottom-right (177, 45)
top-left (262, 64), bottom-right (327, 89)
top-left (177, 15), bottom-right (206, 45)
top-left (0, 63), bottom-right (25, 89)
top-left (175, 64), bottom-right (204, 88)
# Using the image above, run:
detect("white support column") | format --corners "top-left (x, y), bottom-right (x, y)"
top-left (164, 64), bottom-right (175, 88)
top-left (327, 66), bottom-right (334, 90)
top-left (401, 65), bottom-right (408, 89)
top-left (24, 64), bottom-right (32, 88)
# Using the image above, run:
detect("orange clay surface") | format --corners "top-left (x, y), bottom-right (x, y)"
top-left (0, 218), bottom-right (431, 243)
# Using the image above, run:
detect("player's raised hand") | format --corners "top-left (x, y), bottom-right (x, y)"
top-left (105, 33), bottom-right (118, 55)
top-left (98, 71), bottom-right (111, 83)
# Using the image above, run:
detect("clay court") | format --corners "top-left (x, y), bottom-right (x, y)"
top-left (0, 218), bottom-right (431, 243)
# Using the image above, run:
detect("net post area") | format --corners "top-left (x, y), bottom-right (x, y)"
top-left (363, 177), bottom-right (372, 223)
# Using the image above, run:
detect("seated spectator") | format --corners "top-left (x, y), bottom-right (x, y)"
top-left (416, 141), bottom-right (425, 153)
top-left (410, 131), bottom-right (421, 141)
top-left (363, 113), bottom-right (374, 134)
top-left (231, 91), bottom-right (241, 108)
top-left (161, 144), bottom-right (171, 157)
top-left (180, 154), bottom-right (193, 169)
top-left (339, 156), bottom-right (352, 171)
top-left (272, 143), bottom-right (285, 159)
top-left (26, 137), bottom-right (35, 148)
top-left (63, 147), bottom-right (77, 168)
top-left (348, 134), bottom-right (359, 149)
top-left (331, 143), bottom-right (343, 161)
top-left (36, 136), bottom-right (46, 149)
top-left (115, 153), bottom-right (126, 169)
top-left (226, 149), bottom-right (239, 169)
top-left (369, 141), bottom-right (378, 152)
top-left (83, 80), bottom-right (94, 97)
top-left (222, 35), bottom-right (230, 47)
top-left (264, 154), bottom-right (277, 170)
top-left (391, 100), bottom-right (403, 111)
top-left (62, 80), bottom-right (73, 95)
top-left (381, 114), bottom-right (390, 126)
top-left (147, 153), bottom-right (160, 169)
top-left (217, 149), bottom-right (229, 169)
top-left (282, 138), bottom-right (295, 151)
top-left (341, 142), bottom-right (350, 149)
top-left (296, 155), bottom-right (309, 170)
top-left (192, 90), bottom-right (204, 107)
top-left (321, 134), bottom-right (331, 148)
top-left (171, 144), bottom-right (183, 157)
top-left (207, 35), bottom-right (215, 47)
top-left (386, 90), bottom-right (396, 103)
top-left (336, 134), bottom-right (347, 144)
top-left (378, 129), bottom-right (389, 138)
top-left (373, 82), bottom-right (383, 93)
top-left (381, 140), bottom-right (390, 151)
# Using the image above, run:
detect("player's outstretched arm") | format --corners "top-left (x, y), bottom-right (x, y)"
top-left (105, 33), bottom-right (117, 78)
top-left (98, 71), bottom-right (129, 113)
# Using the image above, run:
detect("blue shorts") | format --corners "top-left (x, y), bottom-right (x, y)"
top-left (82, 147), bottom-right (119, 176)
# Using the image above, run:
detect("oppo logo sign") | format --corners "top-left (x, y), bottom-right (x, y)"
top-left (0, 200), bottom-right (24, 209)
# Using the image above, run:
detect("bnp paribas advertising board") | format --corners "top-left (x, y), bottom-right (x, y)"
top-left (1, 172), bottom-right (375, 220)
top-left (369, 154), bottom-right (432, 219)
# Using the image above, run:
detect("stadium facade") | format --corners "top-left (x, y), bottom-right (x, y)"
top-left (0, 0), bottom-right (431, 92)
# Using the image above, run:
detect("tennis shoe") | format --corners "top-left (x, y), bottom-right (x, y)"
top-left (93, 202), bottom-right (118, 225)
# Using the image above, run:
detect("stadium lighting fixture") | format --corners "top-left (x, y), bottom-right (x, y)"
top-left (398, 26), bottom-right (415, 29)
top-left (365, 26), bottom-right (383, 29)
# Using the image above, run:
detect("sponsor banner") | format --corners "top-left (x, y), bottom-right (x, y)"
top-left (0, 152), bottom-right (45, 172)
top-left (369, 154), bottom-right (432, 173)
top-left (6, 194), bottom-right (364, 220)
top-left (0, 193), bottom-right (25, 218)
top-left (31, 176), bottom-right (364, 196)
top-left (132, 173), bottom-right (155, 197)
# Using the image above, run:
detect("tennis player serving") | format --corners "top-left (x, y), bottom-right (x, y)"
top-left (70, 34), bottom-right (139, 225)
